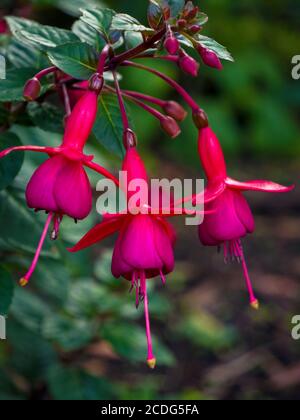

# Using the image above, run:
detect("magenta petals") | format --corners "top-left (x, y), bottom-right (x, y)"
top-left (26, 155), bottom-right (63, 213)
top-left (26, 155), bottom-right (93, 220)
top-left (54, 160), bottom-right (92, 220)
top-left (112, 215), bottom-right (175, 279)
top-left (199, 189), bottom-right (253, 245)
top-left (225, 177), bottom-right (295, 193)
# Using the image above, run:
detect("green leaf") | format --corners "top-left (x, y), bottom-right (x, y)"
top-left (53, 0), bottom-right (107, 17)
top-left (72, 20), bottom-right (106, 51)
top-left (196, 35), bottom-right (234, 62)
top-left (80, 8), bottom-right (115, 41)
top-left (0, 187), bottom-right (54, 253)
top-left (111, 14), bottom-right (154, 34)
top-left (0, 133), bottom-right (24, 191)
top-left (158, 0), bottom-right (185, 17)
top-left (0, 104), bottom-right (9, 127)
top-left (6, 39), bottom-right (50, 69)
top-left (93, 94), bottom-right (126, 158)
top-left (147, 0), bottom-right (164, 30)
top-left (47, 42), bottom-right (98, 80)
top-left (0, 266), bottom-right (14, 315)
top-left (195, 12), bottom-right (209, 26)
top-left (101, 321), bottom-right (175, 366)
top-left (0, 67), bottom-right (52, 102)
top-left (47, 365), bottom-right (115, 400)
top-left (10, 288), bottom-right (51, 334)
top-left (124, 31), bottom-right (144, 49)
top-left (6, 17), bottom-right (79, 50)
top-left (43, 314), bottom-right (94, 351)
top-left (27, 102), bottom-right (64, 134)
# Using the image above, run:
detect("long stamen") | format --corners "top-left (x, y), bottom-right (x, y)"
top-left (140, 271), bottom-right (156, 369)
top-left (51, 214), bottom-right (63, 240)
top-left (238, 240), bottom-right (259, 310)
top-left (19, 213), bottom-right (53, 287)
top-left (160, 270), bottom-right (166, 286)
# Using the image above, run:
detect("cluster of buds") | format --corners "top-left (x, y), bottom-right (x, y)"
top-left (159, 1), bottom-right (223, 73)
top-left (0, 3), bottom-right (294, 369)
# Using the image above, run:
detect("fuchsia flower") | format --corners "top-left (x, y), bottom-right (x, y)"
top-left (69, 146), bottom-right (203, 368)
top-left (197, 127), bottom-right (294, 308)
top-left (0, 90), bottom-right (118, 286)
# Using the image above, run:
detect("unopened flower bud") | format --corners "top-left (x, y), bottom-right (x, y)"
top-left (163, 101), bottom-right (187, 122)
top-left (23, 77), bottom-right (41, 101)
top-left (160, 116), bottom-right (181, 138)
top-left (186, 7), bottom-right (199, 20)
top-left (179, 53), bottom-right (200, 77)
top-left (198, 46), bottom-right (223, 70)
top-left (189, 24), bottom-right (202, 34)
top-left (177, 19), bottom-right (187, 29)
top-left (123, 129), bottom-right (137, 149)
top-left (193, 109), bottom-right (209, 129)
top-left (164, 36), bottom-right (179, 55)
top-left (89, 73), bottom-right (104, 94)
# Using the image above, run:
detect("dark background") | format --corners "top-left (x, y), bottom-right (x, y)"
top-left (0, 0), bottom-right (299, 400)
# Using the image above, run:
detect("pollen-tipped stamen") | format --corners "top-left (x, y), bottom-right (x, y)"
top-left (140, 271), bottom-right (156, 369)
top-left (19, 213), bottom-right (53, 287)
top-left (238, 240), bottom-right (259, 310)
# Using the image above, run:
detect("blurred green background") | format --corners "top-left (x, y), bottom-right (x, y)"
top-left (0, 0), bottom-right (299, 400)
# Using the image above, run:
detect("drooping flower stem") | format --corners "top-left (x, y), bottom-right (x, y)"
top-left (122, 61), bottom-right (200, 112)
top-left (141, 272), bottom-right (156, 369)
top-left (97, 44), bottom-right (111, 74)
top-left (19, 213), bottom-right (54, 287)
top-left (113, 71), bottom-right (130, 132)
top-left (61, 83), bottom-right (71, 117)
top-left (122, 90), bottom-right (166, 108)
top-left (34, 66), bottom-right (57, 80)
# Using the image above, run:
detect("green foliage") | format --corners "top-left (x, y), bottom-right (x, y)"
top-left (0, 0), bottom-right (298, 401)
top-left (47, 42), bottom-right (98, 80)
top-left (0, 133), bottom-right (24, 190)
top-left (0, 267), bottom-right (14, 315)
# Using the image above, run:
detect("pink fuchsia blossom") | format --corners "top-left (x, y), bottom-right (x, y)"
top-left (196, 127), bottom-right (294, 309)
top-left (70, 146), bottom-right (205, 368)
top-left (0, 90), bottom-right (118, 286)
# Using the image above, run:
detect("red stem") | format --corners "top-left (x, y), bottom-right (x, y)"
top-left (97, 44), bottom-right (111, 74)
top-left (61, 84), bottom-right (71, 117)
top-left (110, 28), bottom-right (167, 67)
top-left (122, 61), bottom-right (200, 111)
top-left (123, 90), bottom-right (166, 108)
top-left (112, 72), bottom-right (130, 131)
top-left (35, 66), bottom-right (57, 80)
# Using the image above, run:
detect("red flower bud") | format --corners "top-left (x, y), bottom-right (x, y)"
top-left (192, 109), bottom-right (209, 129)
top-left (177, 19), bottom-right (187, 29)
top-left (189, 24), bottom-right (202, 34)
top-left (23, 77), bottom-right (41, 101)
top-left (179, 53), bottom-right (200, 77)
top-left (123, 129), bottom-right (137, 149)
top-left (89, 73), bottom-right (104, 94)
top-left (198, 46), bottom-right (223, 70)
top-left (163, 101), bottom-right (187, 122)
top-left (164, 36), bottom-right (179, 55)
top-left (160, 116), bottom-right (181, 138)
